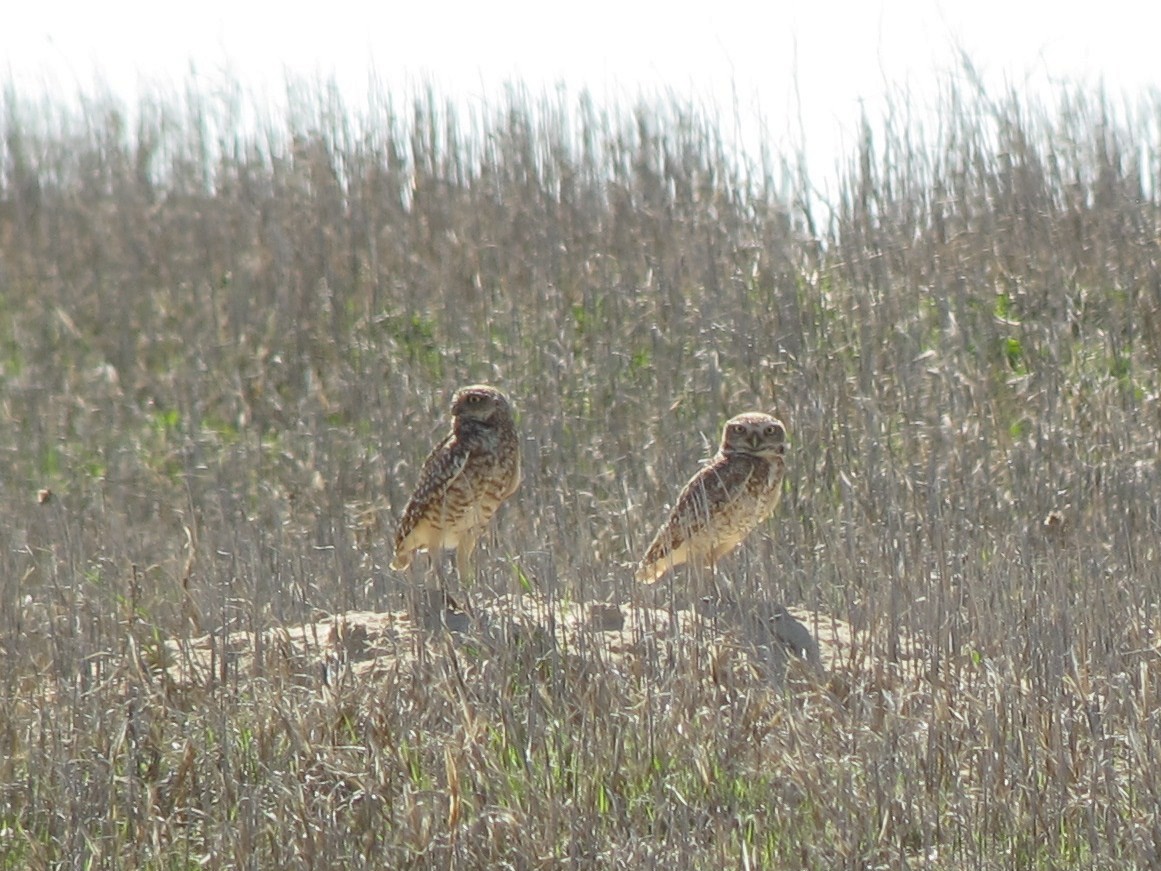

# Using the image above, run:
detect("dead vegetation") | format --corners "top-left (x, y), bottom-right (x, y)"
top-left (1, 70), bottom-right (1161, 868)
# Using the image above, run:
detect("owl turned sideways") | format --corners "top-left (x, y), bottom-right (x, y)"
top-left (636, 412), bottom-right (786, 586)
top-left (391, 385), bottom-right (521, 586)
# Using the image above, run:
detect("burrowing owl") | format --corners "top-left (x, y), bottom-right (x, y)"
top-left (636, 412), bottom-right (787, 585)
top-left (391, 384), bottom-right (521, 584)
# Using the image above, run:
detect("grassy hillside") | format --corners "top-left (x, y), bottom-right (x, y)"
top-left (1, 73), bottom-right (1159, 867)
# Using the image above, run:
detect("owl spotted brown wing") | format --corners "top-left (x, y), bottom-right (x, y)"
top-left (391, 434), bottom-right (471, 560)
top-left (637, 457), bottom-right (758, 582)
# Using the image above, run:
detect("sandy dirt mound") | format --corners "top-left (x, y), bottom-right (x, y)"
top-left (157, 594), bottom-right (880, 695)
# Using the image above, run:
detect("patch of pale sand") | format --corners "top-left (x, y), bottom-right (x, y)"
top-left (158, 595), bottom-right (884, 694)
top-left (159, 609), bottom-right (420, 688)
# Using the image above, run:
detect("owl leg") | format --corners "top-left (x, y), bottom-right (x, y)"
top-left (707, 558), bottom-right (725, 603)
top-left (438, 532), bottom-right (478, 616)
top-left (414, 551), bottom-right (470, 627)
top-left (409, 550), bottom-right (451, 632)
top-left (706, 554), bottom-right (737, 604)
top-left (455, 532), bottom-right (479, 587)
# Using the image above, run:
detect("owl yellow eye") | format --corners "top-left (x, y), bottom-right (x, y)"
top-left (765, 424), bottom-right (777, 436)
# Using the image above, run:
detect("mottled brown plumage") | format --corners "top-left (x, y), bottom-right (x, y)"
top-left (636, 412), bottom-right (786, 584)
top-left (391, 385), bottom-right (521, 583)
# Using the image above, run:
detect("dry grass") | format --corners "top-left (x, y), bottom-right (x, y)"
top-left (2, 70), bottom-right (1161, 868)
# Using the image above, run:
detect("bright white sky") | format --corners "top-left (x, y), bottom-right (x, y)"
top-left (4, 1), bottom-right (1159, 191)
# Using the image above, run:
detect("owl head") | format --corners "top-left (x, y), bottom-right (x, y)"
top-left (451, 384), bottom-right (513, 424)
top-left (720, 412), bottom-right (786, 459)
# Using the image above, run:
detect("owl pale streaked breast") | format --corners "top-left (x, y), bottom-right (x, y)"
top-left (636, 412), bottom-right (786, 585)
top-left (391, 384), bottom-right (521, 582)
